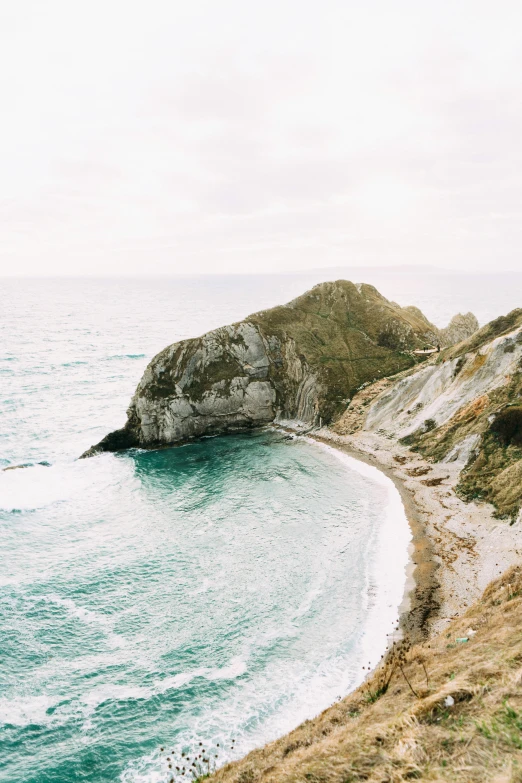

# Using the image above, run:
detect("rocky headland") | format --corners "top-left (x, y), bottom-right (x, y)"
top-left (82, 280), bottom-right (477, 456)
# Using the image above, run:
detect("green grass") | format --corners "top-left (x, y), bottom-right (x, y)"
top-left (477, 703), bottom-right (522, 749)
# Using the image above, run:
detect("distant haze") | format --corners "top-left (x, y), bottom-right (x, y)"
top-left (1, 1), bottom-right (522, 276)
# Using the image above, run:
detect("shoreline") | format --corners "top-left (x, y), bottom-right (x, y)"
top-left (310, 432), bottom-right (439, 644)
top-left (190, 423), bottom-right (522, 783)
top-left (309, 437), bottom-right (414, 691)
top-left (311, 426), bottom-right (522, 639)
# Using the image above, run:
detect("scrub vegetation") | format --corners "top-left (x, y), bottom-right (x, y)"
top-left (249, 280), bottom-right (431, 422)
top-left (445, 309), bottom-right (522, 359)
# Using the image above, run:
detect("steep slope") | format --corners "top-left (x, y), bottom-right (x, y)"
top-left (83, 281), bottom-right (477, 455)
top-left (339, 308), bottom-right (522, 520)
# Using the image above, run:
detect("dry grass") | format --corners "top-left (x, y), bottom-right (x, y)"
top-left (210, 565), bottom-right (522, 783)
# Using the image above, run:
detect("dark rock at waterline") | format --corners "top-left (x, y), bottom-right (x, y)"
top-left (80, 425), bottom-right (139, 458)
top-left (3, 461), bottom-right (51, 471)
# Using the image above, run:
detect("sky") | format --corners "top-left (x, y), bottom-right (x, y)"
top-left (1, 0), bottom-right (522, 276)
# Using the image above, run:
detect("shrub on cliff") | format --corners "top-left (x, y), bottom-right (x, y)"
top-left (377, 329), bottom-right (402, 351)
top-left (490, 405), bottom-right (522, 447)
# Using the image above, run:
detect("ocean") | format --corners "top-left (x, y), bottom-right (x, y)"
top-left (0, 272), bottom-right (516, 783)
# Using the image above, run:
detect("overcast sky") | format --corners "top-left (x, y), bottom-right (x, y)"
top-left (1, 0), bottom-right (522, 276)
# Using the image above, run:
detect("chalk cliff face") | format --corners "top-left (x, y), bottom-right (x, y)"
top-left (341, 308), bottom-right (522, 519)
top-left (83, 280), bottom-right (477, 456)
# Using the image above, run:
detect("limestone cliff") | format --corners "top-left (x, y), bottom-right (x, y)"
top-left (82, 280), bottom-right (476, 456)
top-left (337, 308), bottom-right (522, 520)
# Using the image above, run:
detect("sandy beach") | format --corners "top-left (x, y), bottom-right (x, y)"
top-left (312, 427), bottom-right (522, 639)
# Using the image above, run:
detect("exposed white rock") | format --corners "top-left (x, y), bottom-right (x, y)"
top-left (441, 433), bottom-right (481, 466)
top-left (365, 325), bottom-right (522, 438)
top-left (439, 313), bottom-right (479, 347)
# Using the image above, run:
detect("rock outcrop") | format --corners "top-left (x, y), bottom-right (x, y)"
top-left (438, 312), bottom-right (479, 347)
top-left (404, 309), bottom-right (479, 349)
top-left (82, 280), bottom-right (478, 456)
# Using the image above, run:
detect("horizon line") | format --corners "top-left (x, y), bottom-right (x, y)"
top-left (0, 267), bottom-right (519, 280)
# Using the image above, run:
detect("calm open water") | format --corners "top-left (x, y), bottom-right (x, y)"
top-left (1, 272), bottom-right (514, 783)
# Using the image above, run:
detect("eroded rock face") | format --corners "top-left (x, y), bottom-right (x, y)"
top-left (361, 311), bottom-right (522, 519)
top-left (83, 280), bottom-right (478, 456)
top-left (129, 322), bottom-right (282, 446)
top-left (84, 320), bottom-right (322, 455)
top-left (364, 319), bottom-right (522, 442)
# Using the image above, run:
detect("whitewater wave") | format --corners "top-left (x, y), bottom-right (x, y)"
top-left (0, 656), bottom-right (250, 732)
top-left (293, 573), bottom-right (325, 619)
top-left (0, 463), bottom-right (75, 511)
top-left (0, 457), bottom-right (113, 513)
top-left (44, 594), bottom-right (126, 650)
top-left (309, 441), bottom-right (412, 681)
top-left (0, 694), bottom-right (62, 728)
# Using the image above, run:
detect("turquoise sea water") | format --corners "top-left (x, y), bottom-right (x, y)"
top-left (1, 272), bottom-right (512, 783)
top-left (1, 431), bottom-right (405, 783)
